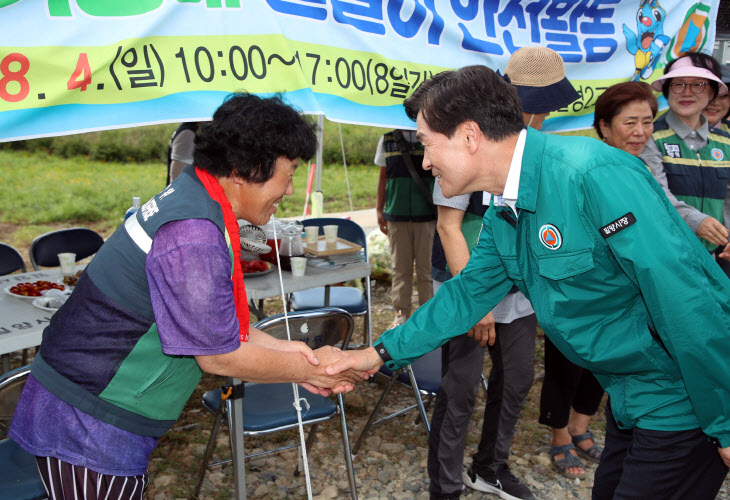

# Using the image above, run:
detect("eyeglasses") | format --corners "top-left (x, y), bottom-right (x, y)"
top-left (669, 82), bottom-right (708, 94)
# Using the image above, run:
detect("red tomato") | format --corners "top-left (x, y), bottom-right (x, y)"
top-left (240, 259), bottom-right (269, 273)
top-left (9, 280), bottom-right (64, 297)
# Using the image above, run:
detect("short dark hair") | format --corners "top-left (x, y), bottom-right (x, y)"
top-left (662, 53), bottom-right (722, 100)
top-left (404, 65), bottom-right (524, 141)
top-left (593, 82), bottom-right (658, 139)
top-left (194, 93), bottom-right (317, 183)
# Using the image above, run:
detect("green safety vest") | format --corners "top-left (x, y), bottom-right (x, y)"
top-left (382, 131), bottom-right (436, 222)
top-left (652, 116), bottom-right (730, 251)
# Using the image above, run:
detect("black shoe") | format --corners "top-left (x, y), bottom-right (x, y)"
top-left (429, 486), bottom-right (464, 500)
top-left (462, 464), bottom-right (534, 500)
top-left (429, 491), bottom-right (461, 500)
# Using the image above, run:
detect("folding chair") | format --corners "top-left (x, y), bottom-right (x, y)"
top-left (0, 243), bottom-right (26, 275)
top-left (0, 244), bottom-right (28, 372)
top-left (29, 227), bottom-right (104, 270)
top-left (0, 366), bottom-right (46, 500)
top-left (291, 218), bottom-right (372, 347)
top-left (351, 349), bottom-right (489, 456)
top-left (194, 308), bottom-right (358, 499)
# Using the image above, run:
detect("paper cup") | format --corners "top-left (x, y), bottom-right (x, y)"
top-left (58, 253), bottom-right (76, 275)
top-left (305, 226), bottom-right (319, 245)
top-left (323, 225), bottom-right (338, 244)
top-left (290, 257), bottom-right (307, 277)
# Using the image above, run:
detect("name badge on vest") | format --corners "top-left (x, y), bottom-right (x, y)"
top-left (663, 143), bottom-right (681, 158)
top-left (600, 213), bottom-right (636, 238)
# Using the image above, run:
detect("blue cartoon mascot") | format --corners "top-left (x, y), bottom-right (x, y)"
top-left (623, 0), bottom-right (670, 80)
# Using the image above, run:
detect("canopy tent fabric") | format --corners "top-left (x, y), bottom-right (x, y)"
top-left (0, 0), bottom-right (722, 143)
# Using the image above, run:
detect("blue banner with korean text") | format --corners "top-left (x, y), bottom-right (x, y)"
top-left (0, 0), bottom-right (721, 141)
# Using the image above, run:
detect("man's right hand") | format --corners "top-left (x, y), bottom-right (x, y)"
top-left (698, 217), bottom-right (729, 246)
top-left (468, 311), bottom-right (496, 346)
top-left (326, 347), bottom-right (383, 377)
top-left (304, 346), bottom-right (371, 394)
top-left (720, 242), bottom-right (730, 262)
top-left (377, 211), bottom-right (388, 235)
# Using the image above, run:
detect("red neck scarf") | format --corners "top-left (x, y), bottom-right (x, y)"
top-left (196, 167), bottom-right (250, 342)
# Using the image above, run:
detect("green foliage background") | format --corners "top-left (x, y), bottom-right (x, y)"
top-left (0, 120), bottom-right (388, 250)
top-left (2, 120), bottom-right (392, 165)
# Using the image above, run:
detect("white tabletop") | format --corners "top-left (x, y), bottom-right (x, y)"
top-left (0, 269), bottom-right (68, 356)
top-left (243, 258), bottom-right (371, 301)
top-left (0, 258), bottom-right (372, 356)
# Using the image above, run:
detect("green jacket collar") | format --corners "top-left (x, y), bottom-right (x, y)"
top-left (514, 127), bottom-right (546, 214)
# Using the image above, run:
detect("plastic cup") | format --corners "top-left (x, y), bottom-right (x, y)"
top-left (58, 253), bottom-right (76, 276)
top-left (323, 225), bottom-right (338, 244)
top-left (305, 226), bottom-right (319, 245)
top-left (290, 257), bottom-right (307, 277)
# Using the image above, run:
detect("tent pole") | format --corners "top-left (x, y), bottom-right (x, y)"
top-left (315, 115), bottom-right (324, 192)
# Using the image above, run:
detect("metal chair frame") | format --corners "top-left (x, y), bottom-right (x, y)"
top-left (194, 307), bottom-right (358, 499)
top-left (0, 365), bottom-right (46, 500)
top-left (292, 218), bottom-right (372, 347)
top-left (351, 350), bottom-right (488, 457)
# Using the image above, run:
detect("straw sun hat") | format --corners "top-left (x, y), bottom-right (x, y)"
top-left (503, 46), bottom-right (580, 114)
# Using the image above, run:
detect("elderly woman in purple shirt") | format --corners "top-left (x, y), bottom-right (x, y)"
top-left (9, 93), bottom-right (366, 500)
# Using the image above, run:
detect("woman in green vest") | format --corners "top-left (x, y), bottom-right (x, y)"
top-left (639, 53), bottom-right (730, 277)
top-left (704, 64), bottom-right (730, 134)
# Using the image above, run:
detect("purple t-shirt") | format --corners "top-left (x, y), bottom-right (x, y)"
top-left (10, 218), bottom-right (240, 476)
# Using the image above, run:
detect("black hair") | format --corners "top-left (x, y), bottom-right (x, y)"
top-left (194, 93), bottom-right (317, 183)
top-left (662, 53), bottom-right (722, 101)
top-left (404, 65), bottom-right (524, 141)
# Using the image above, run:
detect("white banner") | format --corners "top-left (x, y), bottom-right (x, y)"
top-left (0, 0), bottom-right (720, 140)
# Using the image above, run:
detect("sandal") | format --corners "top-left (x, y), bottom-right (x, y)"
top-left (550, 443), bottom-right (586, 479)
top-left (571, 430), bottom-right (603, 464)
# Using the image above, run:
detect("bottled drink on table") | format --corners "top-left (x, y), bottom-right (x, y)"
top-left (125, 196), bottom-right (141, 220)
top-left (259, 219), bottom-right (282, 264)
top-left (280, 223), bottom-right (304, 257)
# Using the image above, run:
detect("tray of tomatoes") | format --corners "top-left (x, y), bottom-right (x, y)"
top-left (241, 259), bottom-right (274, 277)
top-left (4, 280), bottom-right (66, 301)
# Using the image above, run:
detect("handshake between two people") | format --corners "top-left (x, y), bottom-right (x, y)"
top-left (299, 345), bottom-right (386, 396)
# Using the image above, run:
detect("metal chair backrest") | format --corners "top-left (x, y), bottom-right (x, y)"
top-left (0, 365), bottom-right (30, 434)
top-left (29, 227), bottom-right (104, 270)
top-left (253, 307), bottom-right (355, 350)
top-left (0, 243), bottom-right (26, 275)
top-left (301, 218), bottom-right (368, 259)
top-left (294, 218), bottom-right (372, 347)
top-left (194, 308), bottom-right (358, 499)
top-left (0, 365), bottom-right (46, 500)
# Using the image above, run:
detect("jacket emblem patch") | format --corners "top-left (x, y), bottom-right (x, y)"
top-left (711, 148), bottom-right (724, 160)
top-left (539, 224), bottom-right (562, 250)
top-left (663, 143), bottom-right (681, 158)
top-left (600, 212), bottom-right (636, 238)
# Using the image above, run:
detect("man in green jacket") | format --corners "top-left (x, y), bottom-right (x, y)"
top-left (328, 65), bottom-right (730, 499)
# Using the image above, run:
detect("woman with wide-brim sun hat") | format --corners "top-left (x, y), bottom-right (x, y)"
top-left (639, 52), bottom-right (730, 278)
